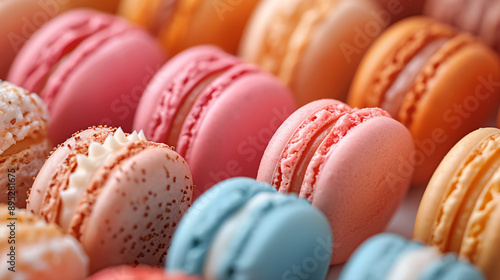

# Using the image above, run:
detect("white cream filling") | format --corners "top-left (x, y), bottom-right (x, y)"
top-left (203, 192), bottom-right (283, 280)
top-left (386, 246), bottom-right (442, 280)
top-left (59, 128), bottom-right (146, 232)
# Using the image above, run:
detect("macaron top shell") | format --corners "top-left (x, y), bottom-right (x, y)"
top-left (167, 177), bottom-right (332, 280)
top-left (8, 10), bottom-right (118, 94)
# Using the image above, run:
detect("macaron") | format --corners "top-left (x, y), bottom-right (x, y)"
top-left (0, 81), bottom-right (50, 208)
top-left (133, 45), bottom-right (296, 199)
top-left (348, 16), bottom-right (500, 187)
top-left (167, 177), bottom-right (332, 280)
top-left (118, 0), bottom-right (261, 55)
top-left (257, 99), bottom-right (415, 264)
top-left (0, 0), bottom-right (121, 79)
top-left (8, 9), bottom-right (166, 144)
top-left (424, 0), bottom-right (500, 53)
top-left (27, 126), bottom-right (194, 273)
top-left (88, 265), bottom-right (200, 280)
top-left (339, 233), bottom-right (484, 280)
top-left (240, 0), bottom-right (387, 105)
top-left (0, 205), bottom-right (89, 280)
top-left (376, 0), bottom-right (426, 23)
top-left (414, 127), bottom-right (500, 280)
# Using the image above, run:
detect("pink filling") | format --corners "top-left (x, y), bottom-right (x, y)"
top-left (381, 38), bottom-right (449, 118)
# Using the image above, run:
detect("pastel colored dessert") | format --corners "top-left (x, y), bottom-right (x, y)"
top-left (0, 0), bottom-right (121, 79)
top-left (88, 266), bottom-right (200, 280)
top-left (339, 233), bottom-right (484, 280)
top-left (167, 177), bottom-right (332, 280)
top-left (8, 9), bottom-right (166, 144)
top-left (239, 0), bottom-right (387, 105)
top-left (424, 0), bottom-right (500, 53)
top-left (133, 46), bottom-right (296, 199)
top-left (118, 0), bottom-right (261, 55)
top-left (414, 128), bottom-right (500, 279)
top-left (0, 81), bottom-right (50, 208)
top-left (0, 205), bottom-right (89, 280)
top-left (348, 16), bottom-right (500, 187)
top-left (27, 126), bottom-right (194, 273)
top-left (257, 99), bottom-right (415, 264)
top-left (376, 0), bottom-right (426, 23)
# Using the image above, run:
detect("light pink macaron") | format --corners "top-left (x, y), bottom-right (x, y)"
top-left (133, 46), bottom-right (297, 199)
top-left (8, 9), bottom-right (166, 145)
top-left (27, 126), bottom-right (194, 273)
top-left (88, 265), bottom-right (200, 280)
top-left (257, 99), bottom-right (415, 264)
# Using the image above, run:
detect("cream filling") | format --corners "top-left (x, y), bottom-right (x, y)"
top-left (203, 192), bottom-right (282, 280)
top-left (59, 128), bottom-right (146, 232)
top-left (381, 38), bottom-right (448, 118)
top-left (386, 246), bottom-right (442, 280)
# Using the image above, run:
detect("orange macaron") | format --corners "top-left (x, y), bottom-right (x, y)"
top-left (348, 16), bottom-right (500, 187)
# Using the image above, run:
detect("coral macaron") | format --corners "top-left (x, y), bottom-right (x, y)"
top-left (348, 16), bottom-right (500, 187)
top-left (133, 46), bottom-right (296, 199)
top-left (257, 99), bottom-right (415, 264)
top-left (8, 9), bottom-right (166, 144)
top-left (27, 126), bottom-right (194, 273)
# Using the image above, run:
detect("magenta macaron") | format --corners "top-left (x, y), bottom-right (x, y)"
top-left (257, 99), bottom-right (416, 264)
top-left (133, 46), bottom-right (297, 199)
top-left (8, 9), bottom-right (166, 144)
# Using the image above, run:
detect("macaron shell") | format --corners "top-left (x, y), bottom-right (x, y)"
top-left (27, 126), bottom-right (115, 219)
top-left (225, 199), bottom-right (332, 280)
top-left (178, 69), bottom-right (296, 198)
top-left (44, 27), bottom-right (165, 144)
top-left (313, 116), bottom-right (414, 264)
top-left (403, 35), bottom-right (500, 186)
top-left (76, 145), bottom-right (193, 273)
top-left (419, 255), bottom-right (485, 280)
top-left (413, 128), bottom-right (500, 244)
top-left (8, 9), bottom-right (118, 93)
top-left (256, 99), bottom-right (351, 187)
top-left (292, 0), bottom-right (385, 104)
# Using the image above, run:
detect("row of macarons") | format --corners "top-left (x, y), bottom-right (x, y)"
top-left (5, 121), bottom-right (500, 280)
top-left (3, 75), bottom-right (500, 279)
top-left (4, 5), bottom-right (500, 189)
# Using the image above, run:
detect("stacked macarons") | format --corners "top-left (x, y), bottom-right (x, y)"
top-left (8, 9), bottom-right (166, 144)
top-left (133, 45), bottom-right (296, 199)
top-left (414, 128), bottom-right (500, 279)
top-left (27, 126), bottom-right (194, 273)
top-left (0, 205), bottom-right (89, 280)
top-left (258, 99), bottom-right (415, 264)
top-left (339, 234), bottom-right (484, 280)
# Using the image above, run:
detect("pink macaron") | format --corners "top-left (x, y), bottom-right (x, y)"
top-left (88, 265), bottom-right (200, 280)
top-left (8, 9), bottom-right (166, 144)
top-left (133, 45), bottom-right (297, 199)
top-left (257, 99), bottom-right (415, 264)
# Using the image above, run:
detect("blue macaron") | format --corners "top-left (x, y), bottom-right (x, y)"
top-left (339, 233), bottom-right (485, 280)
top-left (166, 177), bottom-right (332, 280)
